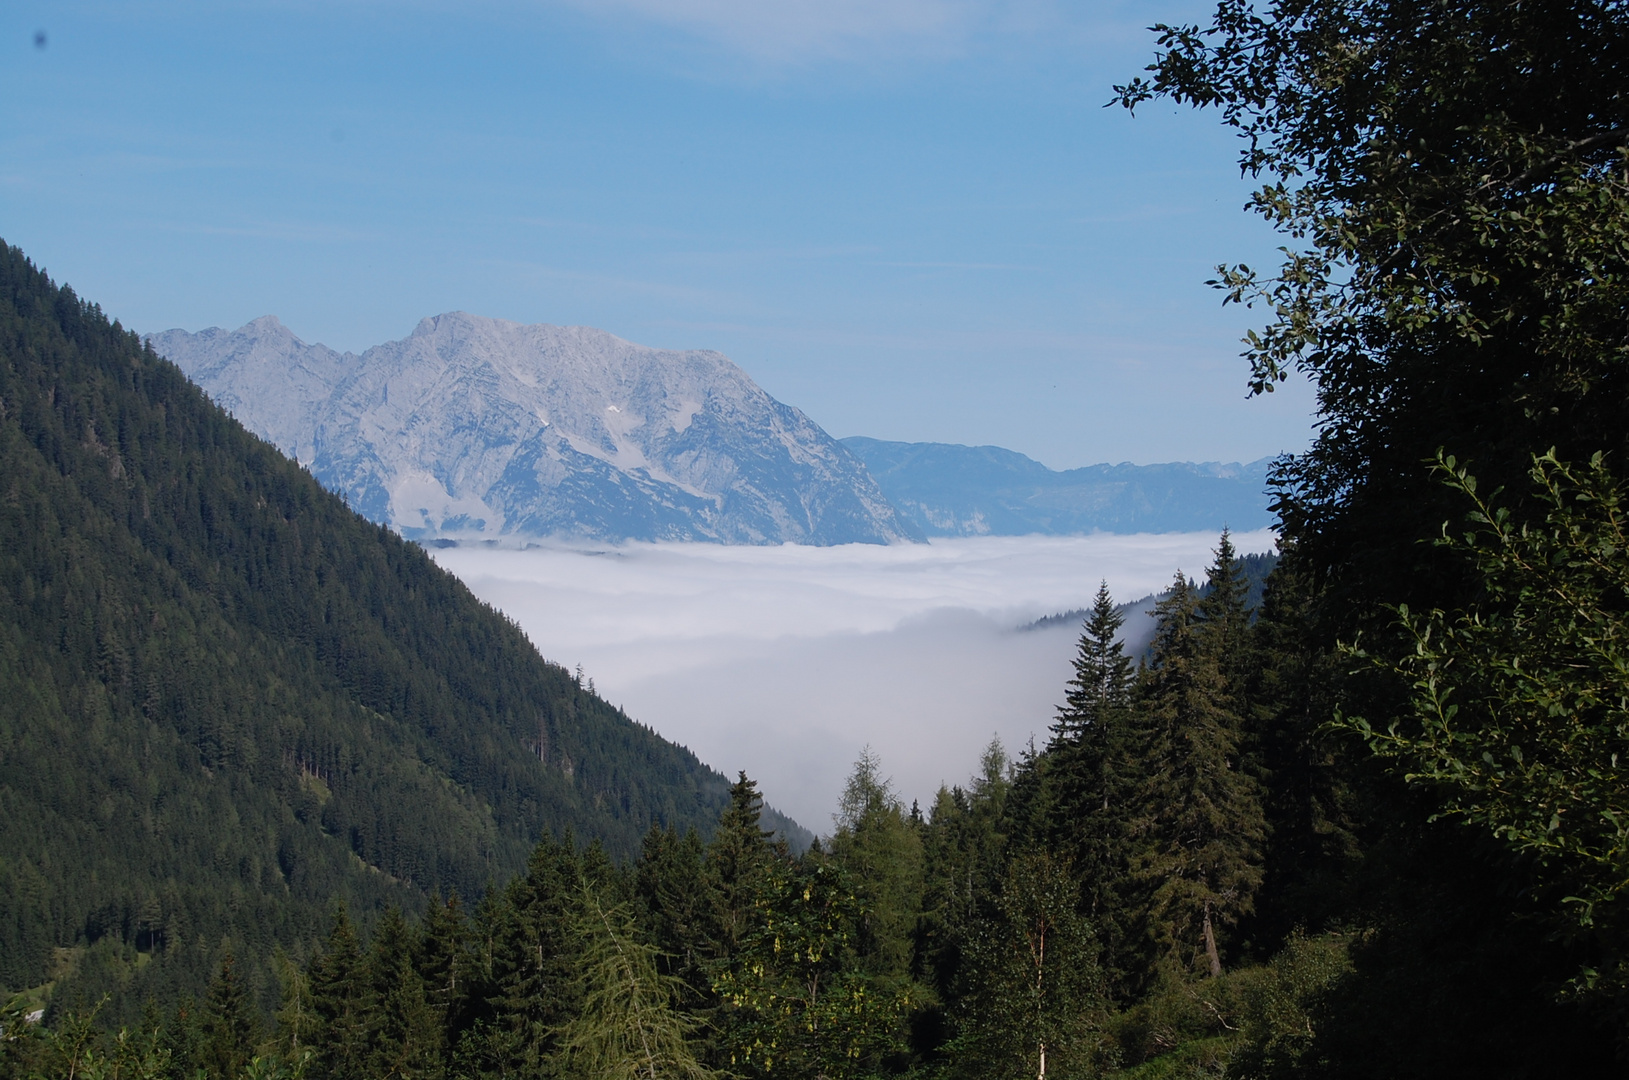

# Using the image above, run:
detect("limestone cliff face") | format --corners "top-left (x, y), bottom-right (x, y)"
top-left (149, 313), bottom-right (919, 545)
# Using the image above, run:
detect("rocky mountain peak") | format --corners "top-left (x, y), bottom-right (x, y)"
top-left (147, 315), bottom-right (920, 546)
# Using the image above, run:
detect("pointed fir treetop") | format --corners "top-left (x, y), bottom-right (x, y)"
top-left (1147, 571), bottom-right (1202, 675)
top-left (1198, 529), bottom-right (1250, 640)
top-left (718, 772), bottom-right (775, 848)
top-left (1052, 580), bottom-right (1134, 747)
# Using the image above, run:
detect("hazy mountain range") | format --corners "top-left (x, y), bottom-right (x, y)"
top-left (843, 438), bottom-right (1275, 537)
top-left (147, 313), bottom-right (916, 545)
top-left (149, 315), bottom-right (1279, 544)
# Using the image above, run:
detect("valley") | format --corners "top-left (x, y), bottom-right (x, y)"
top-left (428, 531), bottom-right (1273, 828)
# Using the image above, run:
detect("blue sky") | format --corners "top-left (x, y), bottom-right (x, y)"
top-left (0, 0), bottom-right (1315, 468)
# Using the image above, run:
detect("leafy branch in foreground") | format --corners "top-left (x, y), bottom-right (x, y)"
top-left (1115, 1), bottom-right (1629, 398)
top-left (1339, 450), bottom-right (1629, 927)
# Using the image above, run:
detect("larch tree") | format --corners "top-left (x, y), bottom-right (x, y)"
top-left (557, 885), bottom-right (716, 1080)
top-left (829, 748), bottom-right (926, 985)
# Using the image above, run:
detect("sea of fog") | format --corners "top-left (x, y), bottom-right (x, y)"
top-left (431, 531), bottom-right (1274, 834)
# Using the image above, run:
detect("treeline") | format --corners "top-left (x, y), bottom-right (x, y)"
top-left (0, 535), bottom-right (1391, 1079)
top-left (0, 240), bottom-right (799, 1025)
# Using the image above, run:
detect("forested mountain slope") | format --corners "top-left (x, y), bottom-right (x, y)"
top-left (0, 243), bottom-right (798, 1020)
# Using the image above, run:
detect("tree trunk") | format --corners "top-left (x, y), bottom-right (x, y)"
top-left (1202, 901), bottom-right (1222, 978)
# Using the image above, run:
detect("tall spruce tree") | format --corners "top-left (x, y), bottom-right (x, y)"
top-left (1244, 547), bottom-right (1359, 946)
top-left (198, 953), bottom-right (261, 1080)
top-left (703, 774), bottom-right (779, 967)
top-left (915, 742), bottom-right (1015, 1065)
top-left (1129, 569), bottom-right (1265, 981)
top-left (1044, 581), bottom-right (1138, 996)
top-left (1052, 581), bottom-right (1137, 747)
top-left (415, 893), bottom-right (475, 1055)
top-left (635, 826), bottom-right (713, 1006)
top-left (1196, 529), bottom-right (1251, 689)
top-left (308, 905), bottom-right (371, 1080)
top-left (366, 908), bottom-right (441, 1079)
top-left (485, 837), bottom-right (585, 1078)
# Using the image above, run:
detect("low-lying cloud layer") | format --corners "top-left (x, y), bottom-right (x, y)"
top-left (432, 531), bottom-right (1272, 831)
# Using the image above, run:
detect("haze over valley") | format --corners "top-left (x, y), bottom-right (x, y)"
top-left (431, 531), bottom-right (1272, 828)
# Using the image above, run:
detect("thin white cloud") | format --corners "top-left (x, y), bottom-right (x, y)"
top-left (432, 531), bottom-right (1270, 830)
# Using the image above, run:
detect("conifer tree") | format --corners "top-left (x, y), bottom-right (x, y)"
top-left (915, 742), bottom-right (1015, 1062)
top-left (366, 908), bottom-right (442, 1079)
top-left (485, 837), bottom-right (586, 1078)
top-left (1044, 581), bottom-right (1137, 993)
top-left (415, 892), bottom-right (474, 1050)
top-left (1129, 570), bottom-right (1265, 981)
top-left (198, 952), bottom-right (261, 1080)
top-left (307, 905), bottom-right (372, 1080)
top-left (1244, 547), bottom-right (1358, 946)
top-left (635, 826), bottom-right (712, 1004)
top-left (160, 998), bottom-right (207, 1080)
top-left (1197, 530), bottom-right (1255, 729)
top-left (272, 949), bottom-right (317, 1068)
top-left (445, 888), bottom-right (512, 1074)
top-left (557, 885), bottom-right (716, 1080)
top-left (1053, 581), bottom-right (1136, 747)
top-left (829, 749), bottom-right (925, 984)
top-left (704, 774), bottom-right (779, 965)
top-left (1197, 532), bottom-right (1249, 657)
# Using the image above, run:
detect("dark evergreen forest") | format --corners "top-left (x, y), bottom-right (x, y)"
top-left (0, 241), bottom-right (801, 1027)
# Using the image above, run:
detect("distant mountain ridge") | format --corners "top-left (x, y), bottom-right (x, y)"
top-left (841, 437), bottom-right (1277, 537)
top-left (147, 314), bottom-right (918, 546)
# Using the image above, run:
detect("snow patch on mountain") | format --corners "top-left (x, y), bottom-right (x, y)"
top-left (148, 313), bottom-right (919, 546)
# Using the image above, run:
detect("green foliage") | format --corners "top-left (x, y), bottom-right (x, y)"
top-left (0, 997), bottom-right (173, 1080)
top-left (950, 852), bottom-right (1103, 1080)
top-left (1342, 452), bottom-right (1629, 965)
top-left (306, 907), bottom-right (369, 1080)
top-left (1046, 583), bottom-right (1139, 993)
top-left (199, 955), bottom-right (261, 1080)
top-left (1128, 566), bottom-right (1265, 982)
top-left (557, 888), bottom-right (715, 1080)
top-left (1241, 546), bottom-right (1359, 948)
top-left (1227, 934), bottom-right (1351, 1080)
top-left (363, 910), bottom-right (439, 1079)
top-left (0, 239), bottom-right (773, 1019)
top-left (705, 775), bottom-right (781, 968)
top-left (1115, 1), bottom-right (1629, 1068)
top-left (828, 750), bottom-right (926, 984)
top-left (913, 742), bottom-right (1012, 1064)
top-left (713, 856), bottom-right (910, 1080)
top-left (634, 827), bottom-right (712, 1010)
top-left (1118, 0), bottom-right (1629, 396)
